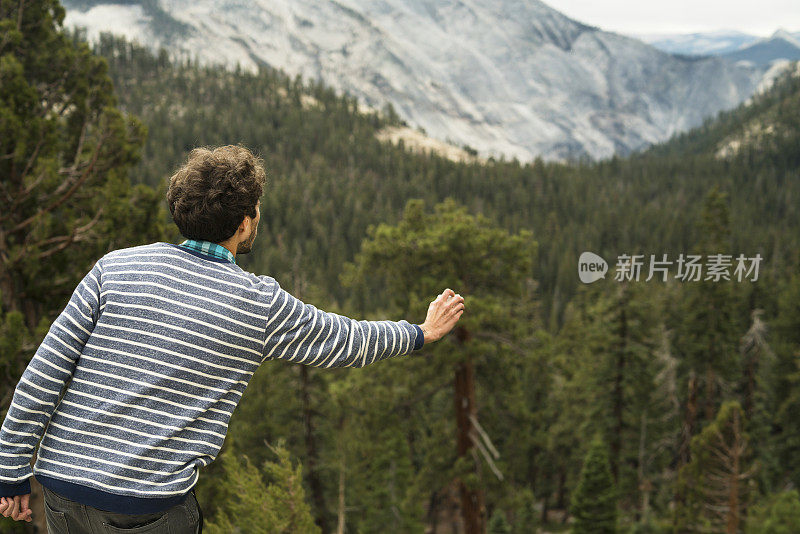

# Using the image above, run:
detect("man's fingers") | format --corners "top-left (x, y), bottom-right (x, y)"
top-left (19, 494), bottom-right (31, 521)
top-left (448, 299), bottom-right (464, 311)
top-left (12, 511), bottom-right (30, 522)
top-left (13, 494), bottom-right (31, 521)
top-left (7, 496), bottom-right (19, 518)
top-left (12, 508), bottom-right (31, 522)
top-left (445, 310), bottom-right (464, 329)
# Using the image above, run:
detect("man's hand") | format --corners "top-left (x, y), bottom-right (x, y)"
top-left (0, 494), bottom-right (32, 522)
top-left (420, 289), bottom-right (465, 344)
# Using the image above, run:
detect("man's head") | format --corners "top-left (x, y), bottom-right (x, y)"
top-left (166, 145), bottom-right (266, 247)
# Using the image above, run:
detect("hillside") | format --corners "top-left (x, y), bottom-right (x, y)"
top-left (93, 36), bottom-right (800, 326)
top-left (649, 60), bottom-right (800, 165)
top-left (63, 0), bottom-right (772, 161)
top-left (722, 30), bottom-right (800, 67)
top-left (3, 10), bottom-right (800, 532)
top-left (639, 29), bottom-right (800, 67)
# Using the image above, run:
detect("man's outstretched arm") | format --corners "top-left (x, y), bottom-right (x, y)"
top-left (261, 282), bottom-right (464, 367)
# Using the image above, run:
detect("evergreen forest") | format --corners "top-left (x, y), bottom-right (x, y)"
top-left (2, 2), bottom-right (800, 532)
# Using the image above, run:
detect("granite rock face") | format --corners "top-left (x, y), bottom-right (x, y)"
top-left (65, 0), bottom-right (773, 161)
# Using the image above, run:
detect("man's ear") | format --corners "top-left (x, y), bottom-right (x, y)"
top-left (238, 216), bottom-right (251, 236)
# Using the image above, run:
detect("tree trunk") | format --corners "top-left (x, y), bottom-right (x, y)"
top-left (704, 363), bottom-right (716, 423)
top-left (638, 413), bottom-right (652, 523)
top-left (454, 327), bottom-right (484, 534)
top-left (336, 459), bottom-right (346, 534)
top-left (556, 468), bottom-right (567, 517)
top-left (291, 266), bottom-right (330, 534)
top-left (0, 244), bottom-right (20, 315)
top-left (726, 410), bottom-right (742, 534)
top-left (301, 365), bottom-right (329, 534)
top-left (743, 359), bottom-right (756, 420)
top-left (679, 372), bottom-right (698, 467)
top-left (540, 492), bottom-right (549, 526)
top-left (336, 414), bottom-right (346, 534)
top-left (612, 303), bottom-right (627, 482)
top-left (403, 404), bottom-right (420, 471)
top-left (674, 372), bottom-right (698, 524)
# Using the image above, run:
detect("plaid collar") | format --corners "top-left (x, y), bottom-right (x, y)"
top-left (178, 239), bottom-right (236, 264)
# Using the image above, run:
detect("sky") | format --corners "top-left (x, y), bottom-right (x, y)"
top-left (543, 0), bottom-right (800, 37)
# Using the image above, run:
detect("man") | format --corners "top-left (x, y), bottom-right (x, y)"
top-left (0, 145), bottom-right (465, 532)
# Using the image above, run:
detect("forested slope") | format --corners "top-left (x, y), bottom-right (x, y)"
top-left (94, 35), bottom-right (800, 328)
top-left (88, 36), bottom-right (800, 531)
top-left (2, 17), bottom-right (799, 531)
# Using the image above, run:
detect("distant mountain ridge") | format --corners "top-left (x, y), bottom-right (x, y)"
top-left (722, 30), bottom-right (800, 67)
top-left (639, 29), bottom-right (800, 67)
top-left (635, 30), bottom-right (762, 56)
top-left (63, 0), bottom-right (777, 161)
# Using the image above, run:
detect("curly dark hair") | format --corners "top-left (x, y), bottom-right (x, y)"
top-left (167, 145), bottom-right (266, 242)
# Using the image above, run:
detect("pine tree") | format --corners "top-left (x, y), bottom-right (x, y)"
top-left (746, 490), bottom-right (800, 534)
top-left (488, 509), bottom-right (512, 534)
top-left (343, 198), bottom-right (537, 534)
top-left (570, 437), bottom-right (618, 534)
top-left (513, 489), bottom-right (539, 534)
top-left (674, 401), bottom-right (755, 533)
top-left (1, 0), bottom-right (165, 335)
top-left (772, 273), bottom-right (800, 490)
top-left (0, 2), bottom-right (165, 530)
top-left (672, 188), bottom-right (740, 439)
top-left (545, 282), bottom-right (668, 522)
top-left (204, 440), bottom-right (321, 534)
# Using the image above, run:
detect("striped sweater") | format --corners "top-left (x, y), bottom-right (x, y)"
top-left (0, 242), bottom-right (422, 513)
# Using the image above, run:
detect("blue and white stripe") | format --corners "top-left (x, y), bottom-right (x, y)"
top-left (0, 242), bottom-right (420, 509)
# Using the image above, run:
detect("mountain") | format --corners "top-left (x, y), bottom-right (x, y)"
top-left (722, 30), bottom-right (800, 68)
top-left (63, 0), bottom-right (773, 161)
top-left (638, 29), bottom-right (800, 68)
top-left (634, 30), bottom-right (761, 56)
top-left (650, 61), bottom-right (800, 163)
